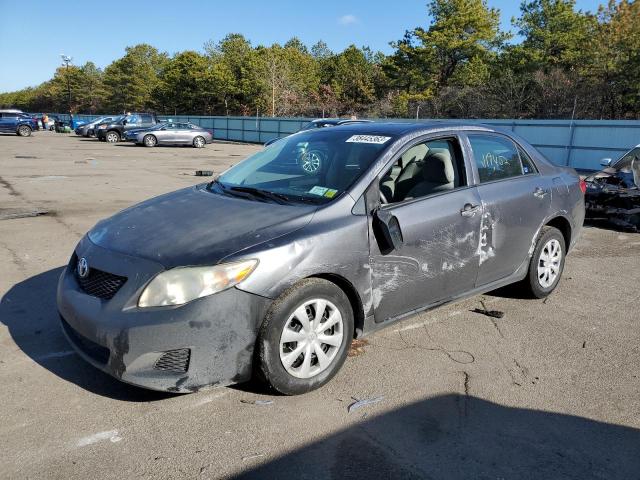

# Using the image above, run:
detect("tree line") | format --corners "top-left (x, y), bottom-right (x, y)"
top-left (1, 0), bottom-right (638, 120)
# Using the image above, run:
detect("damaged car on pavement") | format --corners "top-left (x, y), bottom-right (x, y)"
top-left (57, 122), bottom-right (585, 395)
top-left (585, 145), bottom-right (640, 231)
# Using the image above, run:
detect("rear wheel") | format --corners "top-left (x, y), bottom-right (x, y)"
top-left (520, 226), bottom-right (566, 298)
top-left (143, 134), bottom-right (157, 147)
top-left (17, 125), bottom-right (32, 137)
top-left (256, 278), bottom-right (353, 395)
top-left (106, 131), bottom-right (120, 143)
top-left (193, 136), bottom-right (205, 148)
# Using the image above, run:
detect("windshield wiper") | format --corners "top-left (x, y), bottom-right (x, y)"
top-left (228, 186), bottom-right (291, 205)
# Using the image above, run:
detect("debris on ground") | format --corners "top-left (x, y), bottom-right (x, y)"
top-left (0, 208), bottom-right (49, 221)
top-left (240, 399), bottom-right (273, 406)
top-left (471, 301), bottom-right (505, 319)
top-left (195, 170), bottom-right (214, 176)
top-left (348, 395), bottom-right (385, 413)
top-left (242, 454), bottom-right (265, 462)
top-left (348, 338), bottom-right (369, 357)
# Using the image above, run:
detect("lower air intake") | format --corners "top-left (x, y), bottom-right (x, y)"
top-left (154, 348), bottom-right (191, 373)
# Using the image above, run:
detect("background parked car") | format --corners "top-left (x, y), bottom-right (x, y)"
top-left (126, 122), bottom-right (213, 148)
top-left (264, 118), bottom-right (373, 146)
top-left (0, 110), bottom-right (38, 136)
top-left (75, 116), bottom-right (118, 137)
top-left (95, 113), bottom-right (161, 143)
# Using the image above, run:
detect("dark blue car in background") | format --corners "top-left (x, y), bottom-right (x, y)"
top-left (0, 110), bottom-right (38, 136)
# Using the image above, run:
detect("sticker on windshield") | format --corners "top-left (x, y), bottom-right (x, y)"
top-left (309, 186), bottom-right (329, 196)
top-left (346, 135), bottom-right (391, 144)
top-left (324, 189), bottom-right (338, 198)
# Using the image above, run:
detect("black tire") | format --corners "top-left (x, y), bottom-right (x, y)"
top-left (520, 226), bottom-right (566, 299)
top-left (105, 131), bottom-right (120, 143)
top-left (143, 134), bottom-right (157, 147)
top-left (256, 278), bottom-right (354, 395)
top-left (17, 125), bottom-right (32, 137)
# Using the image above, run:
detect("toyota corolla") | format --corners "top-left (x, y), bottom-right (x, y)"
top-left (57, 122), bottom-right (585, 395)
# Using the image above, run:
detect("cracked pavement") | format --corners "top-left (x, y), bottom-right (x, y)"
top-left (1, 132), bottom-right (639, 479)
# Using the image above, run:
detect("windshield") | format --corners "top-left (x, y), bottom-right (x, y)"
top-left (614, 147), bottom-right (640, 170)
top-left (215, 129), bottom-right (395, 204)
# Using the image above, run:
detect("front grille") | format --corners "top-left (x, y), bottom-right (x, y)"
top-left (60, 315), bottom-right (110, 365)
top-left (74, 256), bottom-right (127, 300)
top-left (154, 349), bottom-right (191, 373)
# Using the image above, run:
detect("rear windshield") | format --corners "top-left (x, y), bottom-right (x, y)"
top-left (216, 130), bottom-right (395, 204)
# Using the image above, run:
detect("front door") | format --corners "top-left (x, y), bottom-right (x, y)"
top-left (369, 136), bottom-right (483, 323)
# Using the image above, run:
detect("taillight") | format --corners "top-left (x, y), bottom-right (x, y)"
top-left (579, 179), bottom-right (587, 194)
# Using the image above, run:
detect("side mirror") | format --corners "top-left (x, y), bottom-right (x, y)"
top-left (122, 120), bottom-right (128, 125)
top-left (600, 158), bottom-right (612, 167)
top-left (373, 209), bottom-right (403, 254)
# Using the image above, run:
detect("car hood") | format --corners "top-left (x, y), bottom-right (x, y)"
top-left (88, 185), bottom-right (316, 268)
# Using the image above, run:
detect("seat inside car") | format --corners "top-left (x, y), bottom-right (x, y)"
top-left (380, 143), bottom-right (429, 201)
top-left (403, 149), bottom-right (455, 200)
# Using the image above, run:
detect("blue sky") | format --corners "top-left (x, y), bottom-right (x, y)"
top-left (0, 0), bottom-right (604, 92)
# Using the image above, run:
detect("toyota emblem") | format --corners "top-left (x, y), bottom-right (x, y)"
top-left (77, 257), bottom-right (90, 279)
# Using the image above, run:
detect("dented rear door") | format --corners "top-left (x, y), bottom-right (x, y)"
top-left (466, 133), bottom-right (552, 287)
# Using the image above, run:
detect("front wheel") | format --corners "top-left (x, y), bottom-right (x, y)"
top-left (193, 136), bottom-right (205, 148)
top-left (521, 226), bottom-right (566, 298)
top-left (256, 278), bottom-right (354, 395)
top-left (105, 131), bottom-right (120, 143)
top-left (143, 134), bottom-right (157, 147)
top-left (17, 125), bottom-right (32, 137)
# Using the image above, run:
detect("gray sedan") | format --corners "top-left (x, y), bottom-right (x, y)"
top-left (57, 122), bottom-right (585, 395)
top-left (135, 122), bottom-right (213, 148)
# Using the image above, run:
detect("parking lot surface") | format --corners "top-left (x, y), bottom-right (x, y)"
top-left (1, 132), bottom-right (639, 479)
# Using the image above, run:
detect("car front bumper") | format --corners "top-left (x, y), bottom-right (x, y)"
top-left (95, 129), bottom-right (108, 140)
top-left (57, 236), bottom-right (271, 392)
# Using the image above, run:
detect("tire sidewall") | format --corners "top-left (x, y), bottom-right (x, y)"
top-left (257, 278), bottom-right (354, 395)
top-left (106, 131), bottom-right (120, 143)
top-left (528, 227), bottom-right (566, 298)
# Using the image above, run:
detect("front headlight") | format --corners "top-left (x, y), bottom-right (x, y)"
top-left (138, 259), bottom-right (258, 308)
top-left (97, 124), bottom-right (107, 129)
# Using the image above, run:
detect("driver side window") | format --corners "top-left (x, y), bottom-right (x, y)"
top-left (379, 138), bottom-right (466, 204)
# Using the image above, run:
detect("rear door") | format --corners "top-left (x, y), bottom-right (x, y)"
top-left (465, 133), bottom-right (552, 286)
top-left (174, 123), bottom-right (193, 143)
top-left (369, 135), bottom-right (483, 323)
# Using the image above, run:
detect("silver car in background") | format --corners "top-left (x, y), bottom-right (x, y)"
top-left (134, 122), bottom-right (213, 148)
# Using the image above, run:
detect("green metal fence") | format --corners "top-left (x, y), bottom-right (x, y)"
top-left (58, 114), bottom-right (640, 171)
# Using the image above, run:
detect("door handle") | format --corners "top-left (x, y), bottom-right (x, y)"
top-left (534, 187), bottom-right (548, 199)
top-left (460, 203), bottom-right (481, 217)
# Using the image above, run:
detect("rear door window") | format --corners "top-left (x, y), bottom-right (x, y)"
top-left (468, 134), bottom-right (525, 183)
